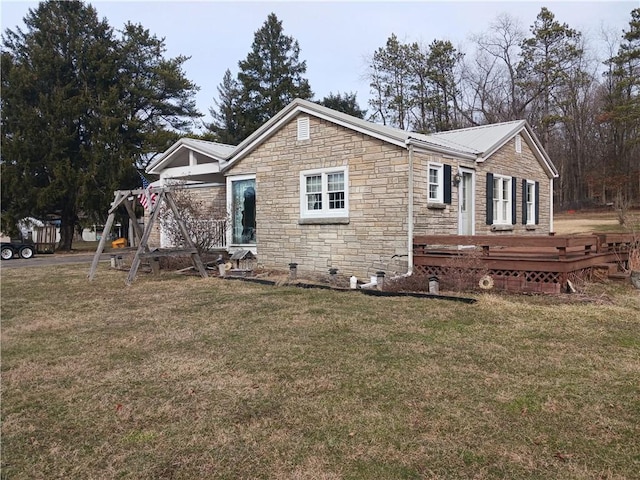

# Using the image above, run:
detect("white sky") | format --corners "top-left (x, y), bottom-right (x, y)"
top-left (1, 1), bottom-right (636, 130)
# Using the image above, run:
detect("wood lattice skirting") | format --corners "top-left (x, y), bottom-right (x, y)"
top-left (413, 233), bottom-right (636, 294)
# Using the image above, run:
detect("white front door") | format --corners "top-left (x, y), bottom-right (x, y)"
top-left (458, 168), bottom-right (475, 236)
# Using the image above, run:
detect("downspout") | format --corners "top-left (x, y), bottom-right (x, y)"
top-left (549, 178), bottom-right (554, 234)
top-left (407, 141), bottom-right (414, 275)
top-left (381, 141), bottom-right (414, 285)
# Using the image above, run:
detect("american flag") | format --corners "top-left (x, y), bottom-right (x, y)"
top-left (138, 172), bottom-right (157, 211)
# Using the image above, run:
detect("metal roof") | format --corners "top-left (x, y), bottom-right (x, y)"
top-left (179, 138), bottom-right (236, 158)
top-left (427, 120), bottom-right (525, 155)
top-left (148, 99), bottom-right (556, 178)
top-left (146, 137), bottom-right (236, 174)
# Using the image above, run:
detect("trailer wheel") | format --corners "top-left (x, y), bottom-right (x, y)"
top-left (1, 246), bottom-right (15, 260)
top-left (19, 245), bottom-right (35, 259)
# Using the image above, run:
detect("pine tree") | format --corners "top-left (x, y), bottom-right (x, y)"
top-left (317, 92), bottom-right (366, 118)
top-left (367, 34), bottom-right (416, 129)
top-left (207, 69), bottom-right (245, 145)
top-left (600, 8), bottom-right (640, 204)
top-left (238, 13), bottom-right (313, 133)
top-left (1, 0), bottom-right (201, 249)
top-left (518, 7), bottom-right (583, 146)
top-left (207, 13), bottom-right (312, 142)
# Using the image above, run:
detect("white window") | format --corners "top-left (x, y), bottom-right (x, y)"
top-left (515, 134), bottom-right (522, 154)
top-left (492, 174), bottom-right (512, 224)
top-left (428, 162), bottom-right (443, 203)
top-left (300, 167), bottom-right (348, 218)
top-left (526, 180), bottom-right (536, 225)
top-left (297, 117), bottom-right (310, 140)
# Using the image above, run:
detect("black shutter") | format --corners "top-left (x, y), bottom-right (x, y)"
top-left (486, 173), bottom-right (493, 225)
top-left (511, 177), bottom-right (517, 225)
top-left (444, 164), bottom-right (452, 204)
top-left (522, 179), bottom-right (528, 225)
top-left (535, 181), bottom-right (540, 225)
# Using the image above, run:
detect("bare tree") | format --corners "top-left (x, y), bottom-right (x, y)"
top-left (463, 13), bottom-right (528, 123)
top-left (159, 183), bottom-right (228, 254)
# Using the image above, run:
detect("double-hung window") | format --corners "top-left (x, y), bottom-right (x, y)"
top-left (525, 180), bottom-right (536, 225)
top-left (522, 179), bottom-right (539, 226)
top-left (492, 174), bottom-right (512, 224)
top-left (300, 167), bottom-right (348, 219)
top-left (428, 162), bottom-right (444, 203)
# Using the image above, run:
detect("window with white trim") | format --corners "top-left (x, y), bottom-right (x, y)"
top-left (492, 174), bottom-right (512, 224)
top-left (428, 162), bottom-right (443, 203)
top-left (526, 180), bottom-right (536, 225)
top-left (300, 167), bottom-right (348, 218)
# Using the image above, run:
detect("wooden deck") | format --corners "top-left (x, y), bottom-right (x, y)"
top-left (413, 233), bottom-right (637, 294)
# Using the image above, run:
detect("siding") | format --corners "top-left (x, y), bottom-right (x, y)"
top-left (225, 114), bottom-right (411, 279)
top-left (475, 136), bottom-right (551, 235)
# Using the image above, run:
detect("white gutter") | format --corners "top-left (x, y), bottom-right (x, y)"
top-left (409, 140), bottom-right (477, 161)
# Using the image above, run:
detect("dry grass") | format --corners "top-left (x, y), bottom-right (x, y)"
top-left (1, 264), bottom-right (639, 479)
top-left (554, 210), bottom-right (640, 235)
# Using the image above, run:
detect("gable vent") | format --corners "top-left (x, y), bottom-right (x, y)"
top-left (515, 134), bottom-right (522, 154)
top-left (297, 117), bottom-right (310, 140)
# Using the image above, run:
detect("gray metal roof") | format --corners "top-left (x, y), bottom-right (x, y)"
top-left (427, 120), bottom-right (525, 156)
top-left (146, 137), bottom-right (236, 173)
top-left (179, 138), bottom-right (236, 158)
top-left (148, 98), bottom-right (556, 178)
top-left (251, 99), bottom-right (517, 157)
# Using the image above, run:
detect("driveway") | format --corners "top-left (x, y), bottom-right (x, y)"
top-left (1, 252), bottom-right (111, 269)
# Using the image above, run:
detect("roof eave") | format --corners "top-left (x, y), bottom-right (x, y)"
top-left (406, 137), bottom-right (477, 160)
top-left (147, 141), bottom-right (231, 175)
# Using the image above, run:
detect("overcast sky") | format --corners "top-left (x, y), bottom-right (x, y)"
top-left (1, 1), bottom-right (636, 130)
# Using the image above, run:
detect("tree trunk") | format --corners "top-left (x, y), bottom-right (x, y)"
top-left (58, 217), bottom-right (75, 251)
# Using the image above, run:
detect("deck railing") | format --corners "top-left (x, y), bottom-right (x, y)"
top-left (412, 233), bottom-right (637, 293)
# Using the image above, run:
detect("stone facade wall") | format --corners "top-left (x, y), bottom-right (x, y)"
top-left (224, 116), bottom-right (553, 278)
top-left (225, 114), bottom-right (411, 279)
top-left (412, 135), bottom-right (551, 237)
top-left (474, 136), bottom-right (551, 235)
top-left (413, 152), bottom-right (474, 235)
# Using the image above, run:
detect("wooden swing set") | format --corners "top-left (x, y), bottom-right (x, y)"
top-left (88, 187), bottom-right (208, 285)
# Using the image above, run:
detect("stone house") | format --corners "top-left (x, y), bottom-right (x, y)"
top-left (146, 99), bottom-right (558, 280)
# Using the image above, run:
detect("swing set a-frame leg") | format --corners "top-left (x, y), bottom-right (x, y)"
top-left (126, 190), bottom-right (166, 286)
top-left (88, 190), bottom-right (130, 281)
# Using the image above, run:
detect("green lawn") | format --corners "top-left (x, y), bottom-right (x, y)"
top-left (1, 264), bottom-right (639, 479)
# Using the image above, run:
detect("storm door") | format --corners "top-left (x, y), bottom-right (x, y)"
top-left (230, 177), bottom-right (256, 245)
top-left (458, 169), bottom-right (475, 236)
